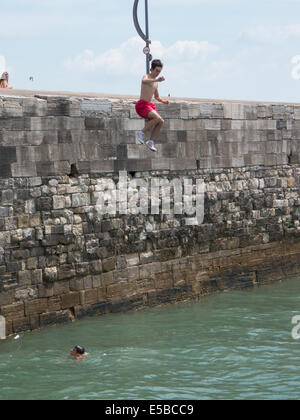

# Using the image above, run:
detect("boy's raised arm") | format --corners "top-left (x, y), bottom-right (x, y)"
top-left (154, 89), bottom-right (169, 105)
top-left (142, 75), bottom-right (165, 84)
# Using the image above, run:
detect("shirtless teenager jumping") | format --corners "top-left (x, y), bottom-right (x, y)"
top-left (135, 59), bottom-right (169, 152)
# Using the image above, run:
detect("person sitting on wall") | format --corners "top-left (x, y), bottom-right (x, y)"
top-left (0, 72), bottom-right (13, 89)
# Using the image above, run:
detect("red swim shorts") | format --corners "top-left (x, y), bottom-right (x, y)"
top-left (135, 100), bottom-right (157, 120)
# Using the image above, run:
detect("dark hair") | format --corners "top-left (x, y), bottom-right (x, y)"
top-left (74, 345), bottom-right (85, 355)
top-left (151, 59), bottom-right (163, 70)
top-left (0, 72), bottom-right (8, 81)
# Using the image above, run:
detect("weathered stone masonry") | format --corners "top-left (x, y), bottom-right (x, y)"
top-left (1, 93), bottom-right (300, 336)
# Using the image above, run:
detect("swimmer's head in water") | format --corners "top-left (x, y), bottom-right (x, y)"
top-left (70, 345), bottom-right (85, 356)
top-left (75, 345), bottom-right (85, 355)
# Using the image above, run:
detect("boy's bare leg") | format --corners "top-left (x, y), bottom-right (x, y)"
top-left (150, 119), bottom-right (164, 141)
top-left (142, 118), bottom-right (159, 135)
top-left (142, 111), bottom-right (164, 140)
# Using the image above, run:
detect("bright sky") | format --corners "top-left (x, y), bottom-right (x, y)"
top-left (1, 0), bottom-right (300, 102)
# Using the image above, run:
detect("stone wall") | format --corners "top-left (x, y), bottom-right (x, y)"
top-left (1, 93), bottom-right (300, 336)
top-left (2, 95), bottom-right (300, 178)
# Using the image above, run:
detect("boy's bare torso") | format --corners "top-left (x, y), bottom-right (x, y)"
top-left (140, 75), bottom-right (158, 102)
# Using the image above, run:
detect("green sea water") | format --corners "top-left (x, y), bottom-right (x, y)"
top-left (1, 277), bottom-right (300, 400)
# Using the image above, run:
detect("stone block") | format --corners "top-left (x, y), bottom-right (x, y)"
top-left (24, 298), bottom-right (48, 316)
top-left (140, 251), bottom-right (155, 264)
top-left (0, 302), bottom-right (25, 321)
top-left (36, 197), bottom-right (52, 211)
top-left (61, 292), bottom-right (81, 309)
top-left (81, 288), bottom-right (99, 305)
top-left (43, 267), bottom-right (58, 283)
top-left (0, 147), bottom-right (17, 164)
top-left (0, 288), bottom-right (15, 306)
top-left (161, 143), bottom-right (178, 159)
top-left (102, 257), bottom-right (116, 273)
top-left (24, 131), bottom-right (45, 146)
top-left (106, 282), bottom-right (128, 298)
top-left (127, 266), bottom-right (139, 281)
top-left (37, 284), bottom-right (54, 298)
top-left (0, 207), bottom-right (10, 217)
top-left (203, 119), bottom-right (222, 130)
top-left (11, 163), bottom-right (37, 177)
top-left (0, 232), bottom-right (11, 247)
top-left (84, 117), bottom-right (107, 130)
top-left (29, 214), bottom-right (41, 227)
top-left (28, 314), bottom-right (40, 330)
top-left (45, 97), bottom-right (81, 117)
top-left (58, 143), bottom-right (76, 162)
top-left (139, 262), bottom-right (162, 279)
top-left (56, 116), bottom-right (85, 131)
top-left (114, 268), bottom-right (129, 282)
top-left (0, 164), bottom-right (12, 178)
top-left (256, 265), bottom-right (285, 284)
top-left (74, 301), bottom-right (110, 318)
top-left (2, 98), bottom-right (23, 117)
top-left (16, 146), bottom-right (36, 162)
top-left (151, 158), bottom-right (171, 170)
top-left (0, 117), bottom-right (23, 130)
top-left (125, 253), bottom-right (140, 267)
top-left (97, 287), bottom-right (107, 301)
top-left (47, 296), bottom-right (62, 312)
top-left (273, 199), bottom-right (289, 208)
top-left (15, 287), bottom-right (38, 301)
top-left (53, 160), bottom-right (71, 176)
top-left (264, 154), bottom-right (278, 166)
top-left (90, 160), bottom-right (115, 173)
top-left (53, 195), bottom-right (67, 210)
top-left (294, 106), bottom-right (300, 120)
top-left (169, 159), bottom-right (197, 170)
top-left (198, 103), bottom-right (214, 118)
top-left (58, 265), bottom-right (76, 280)
top-left (123, 119), bottom-right (144, 131)
top-left (83, 275), bottom-right (93, 289)
top-left (80, 98), bottom-right (112, 116)
top-left (117, 144), bottom-right (141, 160)
top-left (87, 261), bottom-right (101, 277)
top-left (156, 102), bottom-right (181, 119)
top-left (22, 97), bottom-right (48, 117)
top-left (69, 278), bottom-right (84, 291)
top-left (13, 317), bottom-right (31, 333)
top-left (114, 159), bottom-right (153, 172)
top-left (1, 189), bottom-right (13, 205)
top-left (231, 156), bottom-right (245, 167)
top-left (40, 310), bottom-right (71, 327)
top-left (154, 272), bottom-right (173, 290)
top-left (257, 105), bottom-right (273, 119)
top-left (101, 271), bottom-right (114, 287)
top-left (72, 193), bottom-right (91, 207)
top-left (23, 116), bottom-right (45, 131)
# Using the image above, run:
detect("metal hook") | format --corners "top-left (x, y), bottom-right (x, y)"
top-left (133, 0), bottom-right (151, 74)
